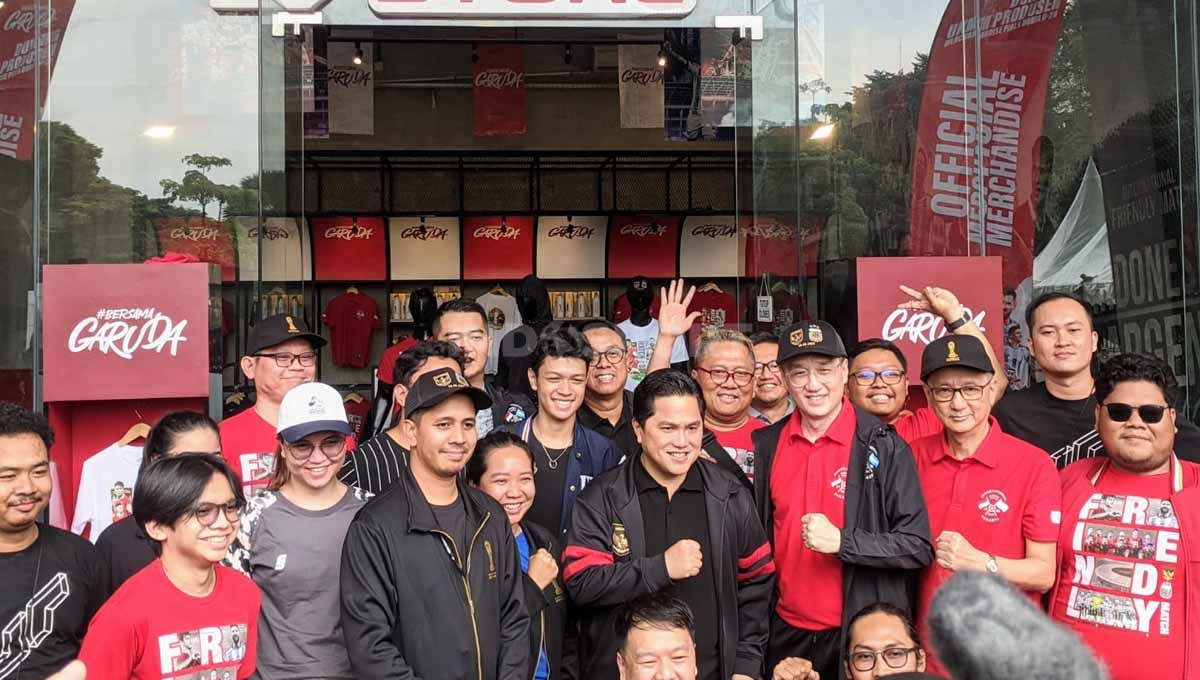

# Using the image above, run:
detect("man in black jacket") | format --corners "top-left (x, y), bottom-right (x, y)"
top-left (339, 367), bottom-right (530, 680)
top-left (752, 321), bottom-right (932, 680)
top-left (564, 369), bottom-right (774, 680)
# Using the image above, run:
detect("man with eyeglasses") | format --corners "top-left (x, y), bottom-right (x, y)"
top-left (847, 285), bottom-right (1006, 444)
top-left (221, 313), bottom-right (346, 498)
top-left (907, 334), bottom-right (1059, 676)
top-left (752, 320), bottom-right (932, 680)
top-left (773, 602), bottom-right (933, 680)
top-left (1050, 353), bottom-right (1200, 680)
top-left (689, 328), bottom-right (765, 489)
top-left (579, 320), bottom-right (642, 458)
top-left (749, 333), bottom-right (794, 425)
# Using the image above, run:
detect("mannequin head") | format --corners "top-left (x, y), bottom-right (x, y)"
top-left (627, 276), bottom-right (653, 312)
top-left (409, 288), bottom-right (439, 339)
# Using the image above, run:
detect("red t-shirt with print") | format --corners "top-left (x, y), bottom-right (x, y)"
top-left (323, 292), bottom-right (381, 368)
top-left (79, 562), bottom-right (262, 679)
top-left (1050, 466), bottom-right (1186, 680)
top-left (711, 418), bottom-right (766, 482)
top-left (770, 399), bottom-right (855, 630)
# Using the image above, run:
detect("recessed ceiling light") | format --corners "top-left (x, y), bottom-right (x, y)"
top-left (143, 125), bottom-right (175, 139)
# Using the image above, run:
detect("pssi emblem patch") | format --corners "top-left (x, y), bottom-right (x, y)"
top-left (612, 523), bottom-right (630, 557)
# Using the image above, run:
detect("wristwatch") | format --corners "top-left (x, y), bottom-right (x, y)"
top-left (985, 555), bottom-right (1000, 574)
top-left (946, 312), bottom-right (971, 331)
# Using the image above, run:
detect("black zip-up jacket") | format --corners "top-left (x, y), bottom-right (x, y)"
top-left (340, 465), bottom-right (530, 680)
top-left (518, 521), bottom-right (578, 680)
top-left (751, 404), bottom-right (932, 635)
top-left (562, 457), bottom-right (775, 679)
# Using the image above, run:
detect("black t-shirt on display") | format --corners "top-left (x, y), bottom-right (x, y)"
top-left (634, 461), bottom-right (720, 680)
top-left (995, 381), bottom-right (1200, 468)
top-left (0, 525), bottom-right (109, 680)
top-left (431, 497), bottom-right (471, 564)
top-left (95, 515), bottom-right (158, 592)
top-left (526, 430), bottom-right (569, 535)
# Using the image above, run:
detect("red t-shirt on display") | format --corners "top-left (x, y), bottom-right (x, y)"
top-left (323, 292), bottom-right (381, 368)
top-left (771, 400), bottom-right (855, 630)
top-left (344, 397), bottom-right (371, 442)
top-left (220, 408), bottom-right (355, 499)
top-left (1050, 467), bottom-right (1186, 680)
top-left (377, 336), bottom-right (419, 386)
top-left (711, 418), bottom-right (766, 482)
top-left (79, 562), bottom-right (261, 680)
top-left (910, 421), bottom-right (1061, 675)
top-left (892, 407), bottom-right (944, 443)
top-left (687, 288), bottom-right (738, 349)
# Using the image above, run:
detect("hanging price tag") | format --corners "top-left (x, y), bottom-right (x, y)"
top-left (756, 295), bottom-right (774, 322)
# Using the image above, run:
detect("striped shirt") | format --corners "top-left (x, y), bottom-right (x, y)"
top-left (339, 431), bottom-right (409, 495)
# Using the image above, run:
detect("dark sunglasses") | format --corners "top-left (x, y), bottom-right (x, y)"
top-left (1103, 403), bottom-right (1170, 424)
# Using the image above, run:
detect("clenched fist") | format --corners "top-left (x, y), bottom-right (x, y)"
top-left (665, 539), bottom-right (704, 580)
top-left (935, 530), bottom-right (986, 572)
top-left (773, 657), bottom-right (820, 680)
top-left (801, 513), bottom-right (841, 554)
top-left (528, 548), bottom-right (559, 590)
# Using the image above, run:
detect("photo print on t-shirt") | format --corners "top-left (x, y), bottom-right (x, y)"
top-left (159, 623), bottom-right (247, 675)
top-left (111, 482), bottom-right (133, 523)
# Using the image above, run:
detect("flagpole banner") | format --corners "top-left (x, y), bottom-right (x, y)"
top-left (618, 42), bottom-right (664, 129)
top-left (328, 42), bottom-right (374, 136)
top-left (907, 0), bottom-right (1064, 289)
top-left (474, 44), bottom-right (526, 137)
top-left (0, 0), bottom-right (77, 160)
top-left (663, 28), bottom-right (702, 142)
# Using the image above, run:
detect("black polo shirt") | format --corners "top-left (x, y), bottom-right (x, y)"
top-left (635, 459), bottom-right (719, 679)
top-left (579, 390), bottom-right (639, 458)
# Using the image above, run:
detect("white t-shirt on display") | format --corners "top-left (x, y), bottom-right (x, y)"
top-left (71, 444), bottom-right (144, 542)
top-left (618, 319), bottom-right (689, 392)
top-left (477, 292), bottom-right (523, 375)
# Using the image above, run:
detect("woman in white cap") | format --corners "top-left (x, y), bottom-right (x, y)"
top-left (226, 382), bottom-right (372, 680)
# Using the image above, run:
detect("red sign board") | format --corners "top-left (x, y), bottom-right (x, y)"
top-left (311, 216), bottom-right (387, 281)
top-left (473, 45), bottom-right (526, 137)
top-left (154, 218), bottom-right (236, 282)
top-left (856, 256), bottom-right (1002, 384)
top-left (42, 264), bottom-right (214, 401)
top-left (607, 215), bottom-right (680, 279)
top-left (463, 216), bottom-right (535, 280)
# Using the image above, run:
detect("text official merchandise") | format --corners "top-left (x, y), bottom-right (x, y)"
top-left (71, 444), bottom-right (144, 542)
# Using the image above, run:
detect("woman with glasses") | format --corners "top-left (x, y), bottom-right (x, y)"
top-left (97, 411), bottom-right (223, 591)
top-left (79, 453), bottom-right (261, 679)
top-left (226, 382), bottom-right (371, 680)
top-left (772, 603), bottom-right (933, 680)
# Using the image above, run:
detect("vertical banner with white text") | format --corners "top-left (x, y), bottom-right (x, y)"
top-left (618, 42), bottom-right (665, 129)
top-left (473, 44), bottom-right (526, 137)
top-left (907, 0), bottom-right (1064, 289)
top-left (0, 0), bottom-right (77, 160)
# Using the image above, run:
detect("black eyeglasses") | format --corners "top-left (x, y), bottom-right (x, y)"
top-left (755, 360), bottom-right (781, 374)
top-left (286, 437), bottom-right (347, 461)
top-left (1103, 403), bottom-right (1170, 424)
top-left (590, 347), bottom-right (626, 366)
top-left (852, 368), bottom-right (905, 386)
top-left (696, 367), bottom-right (756, 387)
top-left (254, 351), bottom-right (317, 368)
top-left (191, 501), bottom-right (244, 527)
top-left (928, 378), bottom-right (993, 403)
top-left (848, 647), bottom-right (920, 672)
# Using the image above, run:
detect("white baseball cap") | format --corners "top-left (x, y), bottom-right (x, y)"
top-left (276, 382), bottom-right (352, 444)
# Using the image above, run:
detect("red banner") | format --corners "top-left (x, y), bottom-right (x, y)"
top-left (856, 257), bottom-right (1003, 384)
top-left (42, 264), bottom-right (214, 401)
top-left (907, 0), bottom-right (1064, 289)
top-left (473, 44), bottom-right (526, 137)
top-left (0, 1), bottom-right (76, 160)
top-left (608, 215), bottom-right (680, 279)
top-left (311, 216), bottom-right (388, 281)
top-left (742, 214), bottom-right (821, 278)
top-left (463, 216), bottom-right (534, 279)
top-left (154, 218), bottom-right (236, 282)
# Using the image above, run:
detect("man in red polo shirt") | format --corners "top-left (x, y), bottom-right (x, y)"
top-left (1050, 352), bottom-right (1200, 680)
top-left (909, 334), bottom-right (1060, 675)
top-left (751, 321), bottom-right (932, 680)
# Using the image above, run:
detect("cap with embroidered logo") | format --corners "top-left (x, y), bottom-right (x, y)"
top-left (276, 382), bottom-right (351, 444)
top-left (404, 367), bottom-right (493, 418)
top-left (246, 313), bottom-right (326, 356)
top-left (920, 334), bottom-right (993, 381)
top-left (778, 321), bottom-right (847, 363)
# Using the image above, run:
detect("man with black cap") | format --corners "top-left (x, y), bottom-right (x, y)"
top-left (751, 320), bottom-right (932, 680)
top-left (907, 334), bottom-right (1060, 676)
top-left (221, 313), bottom-right (336, 498)
top-left (340, 367), bottom-right (530, 680)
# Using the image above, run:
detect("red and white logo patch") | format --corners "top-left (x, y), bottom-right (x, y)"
top-left (978, 489), bottom-right (1010, 523)
top-left (831, 467), bottom-right (848, 500)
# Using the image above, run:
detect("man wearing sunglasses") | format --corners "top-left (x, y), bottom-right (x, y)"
top-left (221, 313), bottom-right (346, 498)
top-left (752, 320), bottom-right (932, 680)
top-left (1050, 352), bottom-right (1200, 680)
top-left (907, 334), bottom-right (1060, 676)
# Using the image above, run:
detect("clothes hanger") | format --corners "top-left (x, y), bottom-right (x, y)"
top-left (347, 285), bottom-right (360, 295)
top-left (116, 411), bottom-right (151, 447)
top-left (344, 391), bottom-right (365, 404)
top-left (700, 281), bottom-right (723, 293)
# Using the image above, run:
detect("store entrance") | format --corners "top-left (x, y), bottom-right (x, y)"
top-left (252, 10), bottom-right (810, 411)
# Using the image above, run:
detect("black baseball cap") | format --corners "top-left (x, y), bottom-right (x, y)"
top-left (921, 334), bottom-right (993, 381)
top-left (404, 367), bottom-right (493, 417)
top-left (777, 321), bottom-right (847, 363)
top-left (246, 314), bottom-right (326, 356)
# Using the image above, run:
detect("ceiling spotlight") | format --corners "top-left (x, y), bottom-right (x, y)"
top-left (471, 43), bottom-right (479, 64)
top-left (657, 44), bottom-right (667, 67)
top-left (563, 44), bottom-right (572, 65)
top-left (353, 41), bottom-right (363, 66)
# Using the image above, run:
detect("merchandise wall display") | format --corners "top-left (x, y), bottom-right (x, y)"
top-left (463, 216), bottom-right (536, 280)
top-left (743, 214), bottom-right (810, 277)
top-left (70, 444), bottom-right (144, 542)
top-left (233, 217), bottom-right (313, 282)
top-left (680, 215), bottom-right (744, 278)
top-left (311, 216), bottom-right (388, 281)
top-left (388, 216), bottom-right (462, 280)
top-left (549, 290), bottom-right (602, 320)
top-left (619, 318), bottom-right (689, 391)
top-left (323, 290), bottom-right (383, 368)
top-left (154, 217), bottom-right (237, 282)
top-left (608, 215), bottom-right (681, 279)
top-left (477, 290), bottom-right (523, 375)
top-left (536, 216), bottom-right (609, 279)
